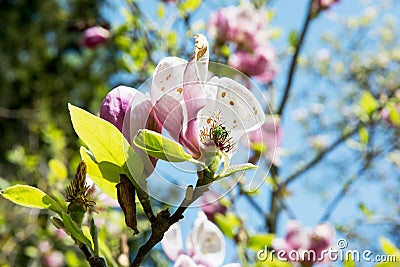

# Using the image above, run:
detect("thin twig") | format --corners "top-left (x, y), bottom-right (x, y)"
top-left (277, 0), bottom-right (314, 116)
top-left (319, 145), bottom-right (385, 222)
top-left (283, 125), bottom-right (360, 187)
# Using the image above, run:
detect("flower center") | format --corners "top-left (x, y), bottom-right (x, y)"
top-left (200, 111), bottom-right (234, 153)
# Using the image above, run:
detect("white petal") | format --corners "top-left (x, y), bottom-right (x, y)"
top-left (161, 223), bottom-right (184, 261)
top-left (151, 56), bottom-right (187, 105)
top-left (173, 255), bottom-right (197, 267)
top-left (198, 76), bottom-right (265, 150)
top-left (191, 211), bottom-right (225, 267)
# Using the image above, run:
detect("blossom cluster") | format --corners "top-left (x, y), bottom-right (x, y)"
top-left (207, 2), bottom-right (277, 84)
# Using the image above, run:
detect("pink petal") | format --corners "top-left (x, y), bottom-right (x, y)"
top-left (285, 220), bottom-right (311, 251)
top-left (154, 95), bottom-right (184, 141)
top-left (310, 223), bottom-right (335, 261)
top-left (161, 223), bottom-right (184, 261)
top-left (122, 92), bottom-right (159, 177)
top-left (179, 119), bottom-right (202, 158)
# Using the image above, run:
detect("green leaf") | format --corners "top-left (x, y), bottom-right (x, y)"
top-left (133, 129), bottom-right (192, 162)
top-left (48, 158), bottom-right (68, 183)
top-left (360, 91), bottom-right (379, 117)
top-left (89, 219), bottom-right (99, 256)
top-left (180, 0), bottom-right (202, 13)
top-left (62, 212), bottom-right (93, 249)
top-left (80, 147), bottom-right (119, 200)
top-left (380, 237), bottom-right (400, 255)
top-left (344, 253), bottom-right (355, 267)
top-left (289, 30), bottom-right (298, 47)
top-left (68, 104), bottom-right (143, 180)
top-left (359, 126), bottom-right (369, 145)
top-left (248, 233), bottom-right (275, 251)
top-left (216, 163), bottom-right (258, 179)
top-left (214, 213), bottom-right (241, 239)
top-left (358, 202), bottom-right (373, 217)
top-left (1, 185), bottom-right (62, 215)
top-left (157, 3), bottom-right (164, 18)
top-left (388, 103), bottom-right (400, 126)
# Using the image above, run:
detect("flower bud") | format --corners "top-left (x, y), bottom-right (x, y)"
top-left (81, 26), bottom-right (110, 49)
top-left (100, 86), bottom-right (136, 132)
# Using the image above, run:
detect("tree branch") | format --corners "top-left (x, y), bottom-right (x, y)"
top-left (277, 0), bottom-right (314, 116)
top-left (130, 179), bottom-right (210, 266)
top-left (282, 125), bottom-right (360, 187)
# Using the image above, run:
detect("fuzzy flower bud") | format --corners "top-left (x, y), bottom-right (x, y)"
top-left (81, 26), bottom-right (110, 49)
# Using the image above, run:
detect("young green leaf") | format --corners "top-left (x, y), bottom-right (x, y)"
top-left (68, 104), bottom-right (143, 181)
top-left (380, 237), bottom-right (400, 256)
top-left (216, 163), bottom-right (258, 180)
top-left (133, 129), bottom-right (193, 162)
top-left (1, 185), bottom-right (63, 215)
top-left (360, 91), bottom-right (379, 117)
top-left (248, 233), bottom-right (275, 251)
top-left (80, 147), bottom-right (119, 200)
top-left (214, 213), bottom-right (241, 239)
top-left (62, 212), bottom-right (93, 250)
top-left (359, 126), bottom-right (369, 145)
top-left (179, 0), bottom-right (202, 13)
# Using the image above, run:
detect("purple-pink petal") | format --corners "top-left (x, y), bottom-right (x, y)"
top-left (100, 86), bottom-right (138, 133)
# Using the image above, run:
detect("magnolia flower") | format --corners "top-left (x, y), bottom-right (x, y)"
top-left (100, 85), bottom-right (162, 177)
top-left (207, 3), bottom-right (277, 83)
top-left (151, 34), bottom-right (265, 160)
top-left (272, 220), bottom-right (335, 264)
top-left (200, 191), bottom-right (228, 222)
top-left (207, 3), bottom-right (269, 49)
top-left (161, 211), bottom-right (240, 267)
top-left (243, 116), bottom-right (283, 166)
top-left (228, 46), bottom-right (277, 84)
top-left (81, 26), bottom-right (110, 49)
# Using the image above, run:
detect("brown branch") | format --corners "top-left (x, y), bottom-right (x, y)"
top-left (277, 0), bottom-right (314, 116)
top-left (282, 125), bottom-right (360, 187)
top-left (130, 177), bottom-right (210, 267)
